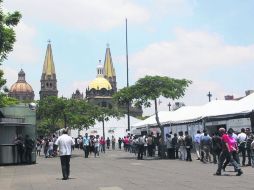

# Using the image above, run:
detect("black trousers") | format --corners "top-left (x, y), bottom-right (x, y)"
top-left (148, 145), bottom-right (153, 157)
top-left (247, 149), bottom-right (251, 165)
top-left (83, 146), bottom-right (89, 158)
top-left (137, 145), bottom-right (144, 160)
top-left (25, 148), bottom-right (32, 164)
top-left (60, 155), bottom-right (71, 179)
top-left (186, 148), bottom-right (192, 161)
top-left (223, 151), bottom-right (240, 170)
top-left (238, 146), bottom-right (246, 165)
top-left (217, 150), bottom-right (239, 173)
top-left (167, 148), bottom-right (175, 159)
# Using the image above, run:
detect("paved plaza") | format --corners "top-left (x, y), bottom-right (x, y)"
top-left (0, 149), bottom-right (254, 190)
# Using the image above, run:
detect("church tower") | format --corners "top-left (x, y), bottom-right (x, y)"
top-left (39, 41), bottom-right (58, 99)
top-left (103, 44), bottom-right (117, 93)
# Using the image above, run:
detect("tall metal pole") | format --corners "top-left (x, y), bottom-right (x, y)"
top-left (126, 18), bottom-right (130, 132)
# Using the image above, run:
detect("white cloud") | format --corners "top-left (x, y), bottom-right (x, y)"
top-left (149, 0), bottom-right (196, 17)
top-left (2, 66), bottom-right (18, 89)
top-left (7, 22), bottom-right (39, 64)
top-left (3, 0), bottom-right (149, 31)
top-left (130, 28), bottom-right (254, 80)
top-left (128, 28), bottom-right (254, 113)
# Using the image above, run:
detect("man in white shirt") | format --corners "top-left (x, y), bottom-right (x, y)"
top-left (237, 128), bottom-right (247, 166)
top-left (194, 130), bottom-right (201, 160)
top-left (55, 129), bottom-right (75, 180)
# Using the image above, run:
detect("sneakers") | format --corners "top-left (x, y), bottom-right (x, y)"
top-left (214, 171), bottom-right (221, 176)
top-left (236, 169), bottom-right (243, 176)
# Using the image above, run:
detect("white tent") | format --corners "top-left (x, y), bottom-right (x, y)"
top-left (131, 93), bottom-right (254, 129)
top-left (70, 115), bottom-right (142, 139)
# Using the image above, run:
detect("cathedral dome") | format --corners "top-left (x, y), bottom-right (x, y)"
top-left (9, 69), bottom-right (34, 101)
top-left (88, 77), bottom-right (112, 90)
top-left (10, 82), bottom-right (34, 93)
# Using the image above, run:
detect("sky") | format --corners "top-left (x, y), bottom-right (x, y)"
top-left (2, 0), bottom-right (254, 116)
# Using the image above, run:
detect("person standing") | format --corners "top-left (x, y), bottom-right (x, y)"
top-left (166, 134), bottom-right (173, 159)
top-left (147, 135), bottom-right (153, 157)
top-left (178, 131), bottom-right (186, 161)
top-left (24, 135), bottom-right (34, 164)
top-left (83, 133), bottom-right (90, 158)
top-left (245, 128), bottom-right (253, 166)
top-left (106, 137), bottom-right (110, 150)
top-left (185, 131), bottom-right (193, 161)
top-left (200, 132), bottom-right (212, 163)
top-left (137, 135), bottom-right (145, 160)
top-left (118, 137), bottom-right (122, 150)
top-left (172, 133), bottom-right (178, 159)
top-left (94, 135), bottom-right (100, 157)
top-left (194, 130), bottom-right (201, 160)
top-left (55, 129), bottom-right (75, 180)
top-left (14, 135), bottom-right (25, 164)
top-left (237, 128), bottom-right (247, 166)
top-left (211, 132), bottom-right (222, 164)
top-left (112, 136), bottom-right (116, 150)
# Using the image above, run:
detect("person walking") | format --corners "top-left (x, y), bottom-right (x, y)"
top-left (222, 128), bottom-right (240, 171)
top-left (55, 129), bottom-right (75, 180)
top-left (215, 128), bottom-right (243, 176)
top-left (83, 133), bottom-right (90, 158)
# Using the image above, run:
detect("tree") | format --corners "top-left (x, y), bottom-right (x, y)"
top-left (36, 96), bottom-right (123, 136)
top-left (113, 75), bottom-right (191, 158)
top-left (0, 1), bottom-right (21, 107)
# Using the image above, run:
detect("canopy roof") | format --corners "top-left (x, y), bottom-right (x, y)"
top-left (132, 93), bottom-right (254, 128)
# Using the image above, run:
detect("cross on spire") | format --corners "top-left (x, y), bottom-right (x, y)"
top-left (106, 43), bottom-right (110, 48)
top-left (48, 39), bottom-right (51, 44)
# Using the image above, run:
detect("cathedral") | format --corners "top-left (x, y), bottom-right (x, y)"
top-left (8, 42), bottom-right (142, 117)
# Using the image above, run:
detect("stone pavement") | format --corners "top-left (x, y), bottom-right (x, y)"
top-left (0, 149), bottom-right (254, 190)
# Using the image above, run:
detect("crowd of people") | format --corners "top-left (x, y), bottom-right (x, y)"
top-left (31, 126), bottom-right (254, 179)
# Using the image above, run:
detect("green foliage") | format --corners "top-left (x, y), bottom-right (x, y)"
top-left (0, 2), bottom-right (22, 62)
top-left (0, 1), bottom-right (21, 108)
top-left (114, 75), bottom-right (192, 108)
top-left (36, 96), bottom-right (123, 135)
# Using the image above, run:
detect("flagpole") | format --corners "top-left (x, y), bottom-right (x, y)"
top-left (126, 18), bottom-right (130, 132)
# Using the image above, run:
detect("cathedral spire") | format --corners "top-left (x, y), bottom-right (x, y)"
top-left (42, 41), bottom-right (56, 76)
top-left (103, 44), bottom-right (117, 92)
top-left (104, 44), bottom-right (116, 78)
top-left (39, 41), bottom-right (58, 99)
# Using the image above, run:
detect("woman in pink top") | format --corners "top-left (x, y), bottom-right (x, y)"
top-left (222, 128), bottom-right (241, 172)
